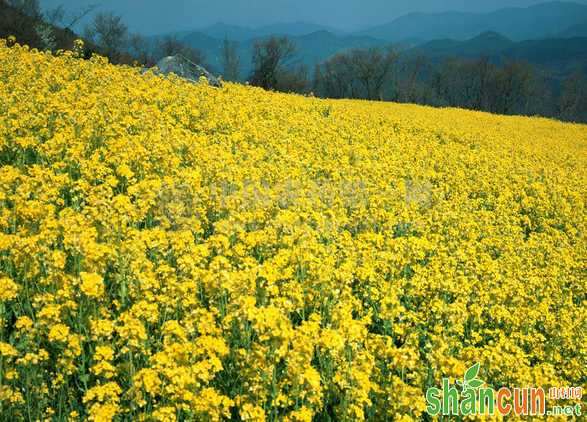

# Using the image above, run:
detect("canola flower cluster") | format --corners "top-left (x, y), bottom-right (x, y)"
top-left (0, 38), bottom-right (586, 422)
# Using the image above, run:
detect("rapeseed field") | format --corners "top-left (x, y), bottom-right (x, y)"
top-left (0, 38), bottom-right (586, 421)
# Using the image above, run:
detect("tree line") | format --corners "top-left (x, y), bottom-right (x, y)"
top-left (2, 1), bottom-right (585, 124)
top-left (0, 1), bottom-right (212, 70)
top-left (314, 46), bottom-right (587, 123)
top-left (223, 33), bottom-right (586, 124)
top-left (252, 36), bottom-right (587, 124)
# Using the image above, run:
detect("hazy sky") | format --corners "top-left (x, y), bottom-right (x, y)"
top-left (40, 0), bottom-right (587, 35)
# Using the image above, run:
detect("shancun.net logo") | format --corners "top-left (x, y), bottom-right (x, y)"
top-left (426, 363), bottom-right (583, 417)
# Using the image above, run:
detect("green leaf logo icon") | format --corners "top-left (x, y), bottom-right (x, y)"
top-left (468, 380), bottom-right (484, 388)
top-left (459, 362), bottom-right (485, 391)
top-left (465, 362), bottom-right (480, 382)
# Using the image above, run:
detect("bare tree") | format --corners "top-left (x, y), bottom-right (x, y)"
top-left (248, 35), bottom-right (304, 91)
top-left (44, 4), bottom-right (65, 25)
top-left (524, 70), bottom-right (554, 117)
top-left (155, 35), bottom-right (206, 65)
top-left (275, 63), bottom-right (310, 93)
top-left (397, 49), bottom-right (431, 103)
top-left (314, 54), bottom-right (357, 99)
top-left (431, 54), bottom-right (460, 106)
top-left (0, 0), bottom-right (42, 47)
top-left (156, 35), bottom-right (184, 57)
top-left (47, 3), bottom-right (98, 34)
top-left (83, 10), bottom-right (129, 62)
top-left (129, 32), bottom-right (155, 67)
top-left (459, 51), bottom-right (495, 111)
top-left (489, 57), bottom-right (534, 115)
top-left (556, 70), bottom-right (587, 123)
top-left (347, 44), bottom-right (404, 101)
top-left (219, 35), bottom-right (240, 82)
top-left (6, 0), bottom-right (42, 20)
top-left (314, 43), bottom-right (404, 101)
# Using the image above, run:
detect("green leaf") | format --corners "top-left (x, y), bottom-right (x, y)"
top-left (468, 379), bottom-right (485, 389)
top-left (465, 362), bottom-right (480, 382)
top-left (456, 380), bottom-right (463, 386)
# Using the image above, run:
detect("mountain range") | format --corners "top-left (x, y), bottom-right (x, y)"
top-left (155, 2), bottom-right (587, 78)
top-left (198, 21), bottom-right (346, 41)
top-left (411, 31), bottom-right (587, 75)
top-left (353, 1), bottom-right (587, 41)
top-left (180, 30), bottom-right (587, 79)
top-left (187, 2), bottom-right (587, 42)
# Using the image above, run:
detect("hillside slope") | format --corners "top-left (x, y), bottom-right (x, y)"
top-left (1, 39), bottom-right (586, 422)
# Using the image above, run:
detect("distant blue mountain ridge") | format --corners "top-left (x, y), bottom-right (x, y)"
top-left (150, 2), bottom-right (587, 78)
top-left (173, 2), bottom-right (587, 42)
